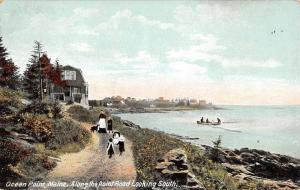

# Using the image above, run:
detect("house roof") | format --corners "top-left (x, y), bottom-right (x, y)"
top-left (62, 65), bottom-right (87, 87)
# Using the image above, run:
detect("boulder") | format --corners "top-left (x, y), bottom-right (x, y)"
top-left (155, 148), bottom-right (206, 189)
top-left (122, 120), bottom-right (141, 129)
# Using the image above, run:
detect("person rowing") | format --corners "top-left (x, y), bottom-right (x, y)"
top-left (200, 117), bottom-right (204, 123)
top-left (217, 118), bottom-right (221, 124)
top-left (206, 118), bottom-right (211, 123)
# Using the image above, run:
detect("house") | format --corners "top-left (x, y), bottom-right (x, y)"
top-left (50, 65), bottom-right (89, 107)
top-left (199, 100), bottom-right (207, 106)
top-left (189, 99), bottom-right (199, 106)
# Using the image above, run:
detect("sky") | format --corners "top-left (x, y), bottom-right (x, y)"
top-left (0, 0), bottom-right (300, 105)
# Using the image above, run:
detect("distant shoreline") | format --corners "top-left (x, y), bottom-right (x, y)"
top-left (108, 106), bottom-right (225, 114)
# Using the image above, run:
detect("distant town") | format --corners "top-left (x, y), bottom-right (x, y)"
top-left (89, 96), bottom-right (214, 110)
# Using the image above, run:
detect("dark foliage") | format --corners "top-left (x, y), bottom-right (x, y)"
top-left (21, 114), bottom-right (54, 142)
top-left (0, 138), bottom-right (32, 167)
top-left (0, 87), bottom-right (22, 123)
top-left (21, 100), bottom-right (63, 119)
top-left (67, 105), bottom-right (94, 122)
top-left (46, 119), bottom-right (91, 151)
top-left (0, 37), bottom-right (20, 90)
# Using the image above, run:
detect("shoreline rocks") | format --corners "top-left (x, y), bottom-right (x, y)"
top-left (155, 149), bottom-right (206, 190)
top-left (202, 145), bottom-right (300, 189)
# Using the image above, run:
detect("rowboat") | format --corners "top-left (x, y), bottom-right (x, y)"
top-left (197, 121), bottom-right (221, 125)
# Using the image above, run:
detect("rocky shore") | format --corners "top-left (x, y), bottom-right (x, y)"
top-left (203, 145), bottom-right (300, 189)
top-left (154, 149), bottom-right (206, 190)
top-left (120, 119), bottom-right (300, 189)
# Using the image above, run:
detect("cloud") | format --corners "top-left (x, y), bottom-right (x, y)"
top-left (167, 33), bottom-right (282, 68)
top-left (69, 42), bottom-right (94, 52)
top-left (72, 7), bottom-right (101, 18)
top-left (215, 57), bottom-right (282, 68)
top-left (166, 46), bottom-right (215, 62)
top-left (166, 33), bottom-right (222, 62)
top-left (169, 61), bottom-right (207, 74)
top-left (114, 51), bottom-right (158, 65)
top-left (174, 4), bottom-right (243, 25)
top-left (111, 9), bottom-right (176, 30)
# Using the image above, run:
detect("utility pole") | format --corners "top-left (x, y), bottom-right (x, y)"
top-left (33, 41), bottom-right (46, 101)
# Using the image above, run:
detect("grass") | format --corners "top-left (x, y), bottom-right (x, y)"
top-left (67, 106), bottom-right (268, 190)
top-left (111, 116), bottom-right (270, 190)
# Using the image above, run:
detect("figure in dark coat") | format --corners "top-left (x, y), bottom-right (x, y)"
top-left (107, 117), bottom-right (113, 133)
top-left (206, 118), bottom-right (210, 123)
top-left (107, 138), bottom-right (114, 159)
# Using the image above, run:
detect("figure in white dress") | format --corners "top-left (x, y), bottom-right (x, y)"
top-left (113, 132), bottom-right (120, 145)
top-left (97, 112), bottom-right (107, 133)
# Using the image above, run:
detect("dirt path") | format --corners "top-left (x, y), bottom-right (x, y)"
top-left (29, 123), bottom-right (136, 190)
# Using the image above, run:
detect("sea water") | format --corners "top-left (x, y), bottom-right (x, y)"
top-left (118, 105), bottom-right (300, 158)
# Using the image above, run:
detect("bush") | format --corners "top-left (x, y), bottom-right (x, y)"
top-left (0, 87), bottom-right (22, 123)
top-left (18, 153), bottom-right (56, 178)
top-left (67, 105), bottom-right (94, 122)
top-left (0, 138), bottom-right (32, 167)
top-left (51, 100), bottom-right (63, 119)
top-left (46, 119), bottom-right (91, 152)
top-left (21, 113), bottom-right (54, 142)
top-left (21, 100), bottom-right (63, 119)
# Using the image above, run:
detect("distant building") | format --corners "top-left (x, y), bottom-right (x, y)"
top-left (189, 99), bottom-right (198, 106)
top-left (158, 97), bottom-right (164, 101)
top-left (199, 100), bottom-right (207, 106)
top-left (51, 65), bottom-right (89, 107)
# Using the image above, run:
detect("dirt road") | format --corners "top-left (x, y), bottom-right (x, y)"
top-left (29, 123), bottom-right (136, 190)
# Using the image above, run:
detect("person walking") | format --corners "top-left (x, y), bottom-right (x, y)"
top-left (97, 111), bottom-right (107, 133)
top-left (113, 132), bottom-right (120, 145)
top-left (118, 135), bottom-right (125, 156)
top-left (107, 117), bottom-right (113, 133)
top-left (107, 138), bottom-right (114, 159)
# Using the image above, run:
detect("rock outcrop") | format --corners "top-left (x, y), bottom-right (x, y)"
top-left (155, 149), bottom-right (206, 190)
top-left (122, 120), bottom-right (141, 129)
top-left (203, 145), bottom-right (300, 189)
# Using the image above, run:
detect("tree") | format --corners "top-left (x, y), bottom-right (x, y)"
top-left (210, 135), bottom-right (222, 162)
top-left (212, 135), bottom-right (222, 149)
top-left (0, 36), bottom-right (19, 89)
top-left (50, 59), bottom-right (66, 88)
top-left (23, 41), bottom-right (45, 100)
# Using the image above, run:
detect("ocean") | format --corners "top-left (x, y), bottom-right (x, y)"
top-left (118, 105), bottom-right (300, 158)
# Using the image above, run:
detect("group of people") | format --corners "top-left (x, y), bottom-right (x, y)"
top-left (107, 132), bottom-right (125, 158)
top-left (200, 117), bottom-right (222, 124)
top-left (97, 112), bottom-right (113, 133)
top-left (94, 111), bottom-right (126, 159)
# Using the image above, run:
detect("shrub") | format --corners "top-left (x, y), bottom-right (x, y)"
top-left (67, 105), bottom-right (94, 122)
top-left (18, 153), bottom-right (56, 178)
top-left (0, 87), bottom-right (22, 123)
top-left (46, 119), bottom-right (91, 152)
top-left (51, 100), bottom-right (63, 119)
top-left (21, 100), bottom-right (63, 119)
top-left (21, 113), bottom-right (54, 142)
top-left (0, 138), bottom-right (32, 167)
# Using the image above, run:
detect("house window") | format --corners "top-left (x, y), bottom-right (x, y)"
top-left (64, 70), bottom-right (76, 80)
top-left (73, 87), bottom-right (78, 94)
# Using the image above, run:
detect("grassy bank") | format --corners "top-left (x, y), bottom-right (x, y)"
top-left (66, 105), bottom-right (270, 190)
top-left (0, 88), bottom-right (92, 188)
top-left (112, 117), bottom-right (266, 190)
